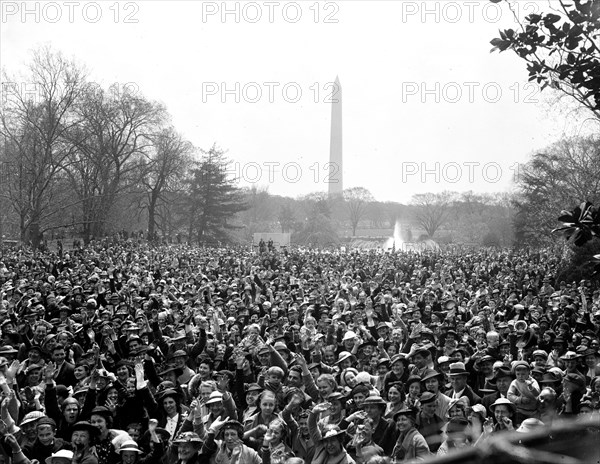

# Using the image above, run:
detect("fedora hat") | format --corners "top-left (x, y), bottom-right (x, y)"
top-left (420, 371), bottom-right (443, 383)
top-left (490, 367), bottom-right (513, 383)
top-left (447, 362), bottom-right (468, 376)
top-left (322, 424), bottom-right (346, 440)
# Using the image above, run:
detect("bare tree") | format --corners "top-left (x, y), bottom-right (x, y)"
top-left (139, 127), bottom-right (193, 241)
top-left (411, 192), bottom-right (453, 238)
top-left (344, 187), bottom-right (375, 236)
top-left (0, 47), bottom-right (87, 247)
top-left (64, 84), bottom-right (166, 242)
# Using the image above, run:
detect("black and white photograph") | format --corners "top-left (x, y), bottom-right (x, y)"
top-left (1, 1), bottom-right (600, 463)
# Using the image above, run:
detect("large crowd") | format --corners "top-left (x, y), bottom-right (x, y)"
top-left (0, 240), bottom-right (599, 464)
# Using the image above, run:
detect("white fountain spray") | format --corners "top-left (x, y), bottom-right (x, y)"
top-left (384, 220), bottom-right (404, 252)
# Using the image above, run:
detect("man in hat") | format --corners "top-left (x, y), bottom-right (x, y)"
top-left (482, 367), bottom-right (513, 412)
top-left (408, 345), bottom-right (436, 379)
top-left (445, 362), bottom-right (482, 405)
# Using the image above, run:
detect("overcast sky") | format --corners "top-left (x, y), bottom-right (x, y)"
top-left (1, 0), bottom-right (586, 203)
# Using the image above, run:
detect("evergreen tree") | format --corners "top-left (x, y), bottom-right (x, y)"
top-left (185, 145), bottom-right (248, 244)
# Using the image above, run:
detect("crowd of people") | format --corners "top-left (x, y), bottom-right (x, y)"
top-left (0, 240), bottom-right (599, 464)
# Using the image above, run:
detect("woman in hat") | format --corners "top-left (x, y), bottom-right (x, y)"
top-left (71, 421), bottom-right (99, 464)
top-left (384, 382), bottom-right (406, 420)
top-left (485, 398), bottom-right (516, 435)
top-left (391, 407), bottom-right (430, 462)
top-left (206, 419), bottom-right (261, 464)
top-left (235, 381), bottom-right (262, 430)
top-left (89, 406), bottom-right (131, 464)
top-left (118, 434), bottom-right (166, 464)
top-left (155, 389), bottom-right (187, 439)
top-left (383, 355), bottom-right (409, 399)
top-left (404, 375), bottom-right (422, 410)
top-left (201, 391), bottom-right (236, 431)
top-left (169, 431), bottom-right (207, 464)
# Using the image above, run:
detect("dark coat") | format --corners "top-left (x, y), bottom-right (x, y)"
top-left (55, 361), bottom-right (77, 387)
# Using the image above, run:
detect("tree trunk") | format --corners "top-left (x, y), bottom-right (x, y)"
top-left (30, 219), bottom-right (41, 249)
top-left (148, 198), bottom-right (156, 243)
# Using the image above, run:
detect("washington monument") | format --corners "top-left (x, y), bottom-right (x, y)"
top-left (328, 76), bottom-right (343, 197)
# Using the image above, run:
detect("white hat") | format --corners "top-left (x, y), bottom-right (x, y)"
top-left (119, 440), bottom-right (142, 454)
top-left (342, 331), bottom-right (357, 342)
top-left (516, 418), bottom-right (544, 433)
top-left (46, 450), bottom-right (74, 464)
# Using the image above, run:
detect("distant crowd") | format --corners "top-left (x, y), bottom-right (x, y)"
top-left (0, 241), bottom-right (599, 464)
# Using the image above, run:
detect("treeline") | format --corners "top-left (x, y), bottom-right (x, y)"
top-left (0, 47), bottom-right (246, 247)
top-left (235, 188), bottom-right (516, 247)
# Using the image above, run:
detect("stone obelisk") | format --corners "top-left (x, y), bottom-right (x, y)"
top-left (328, 76), bottom-right (343, 197)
